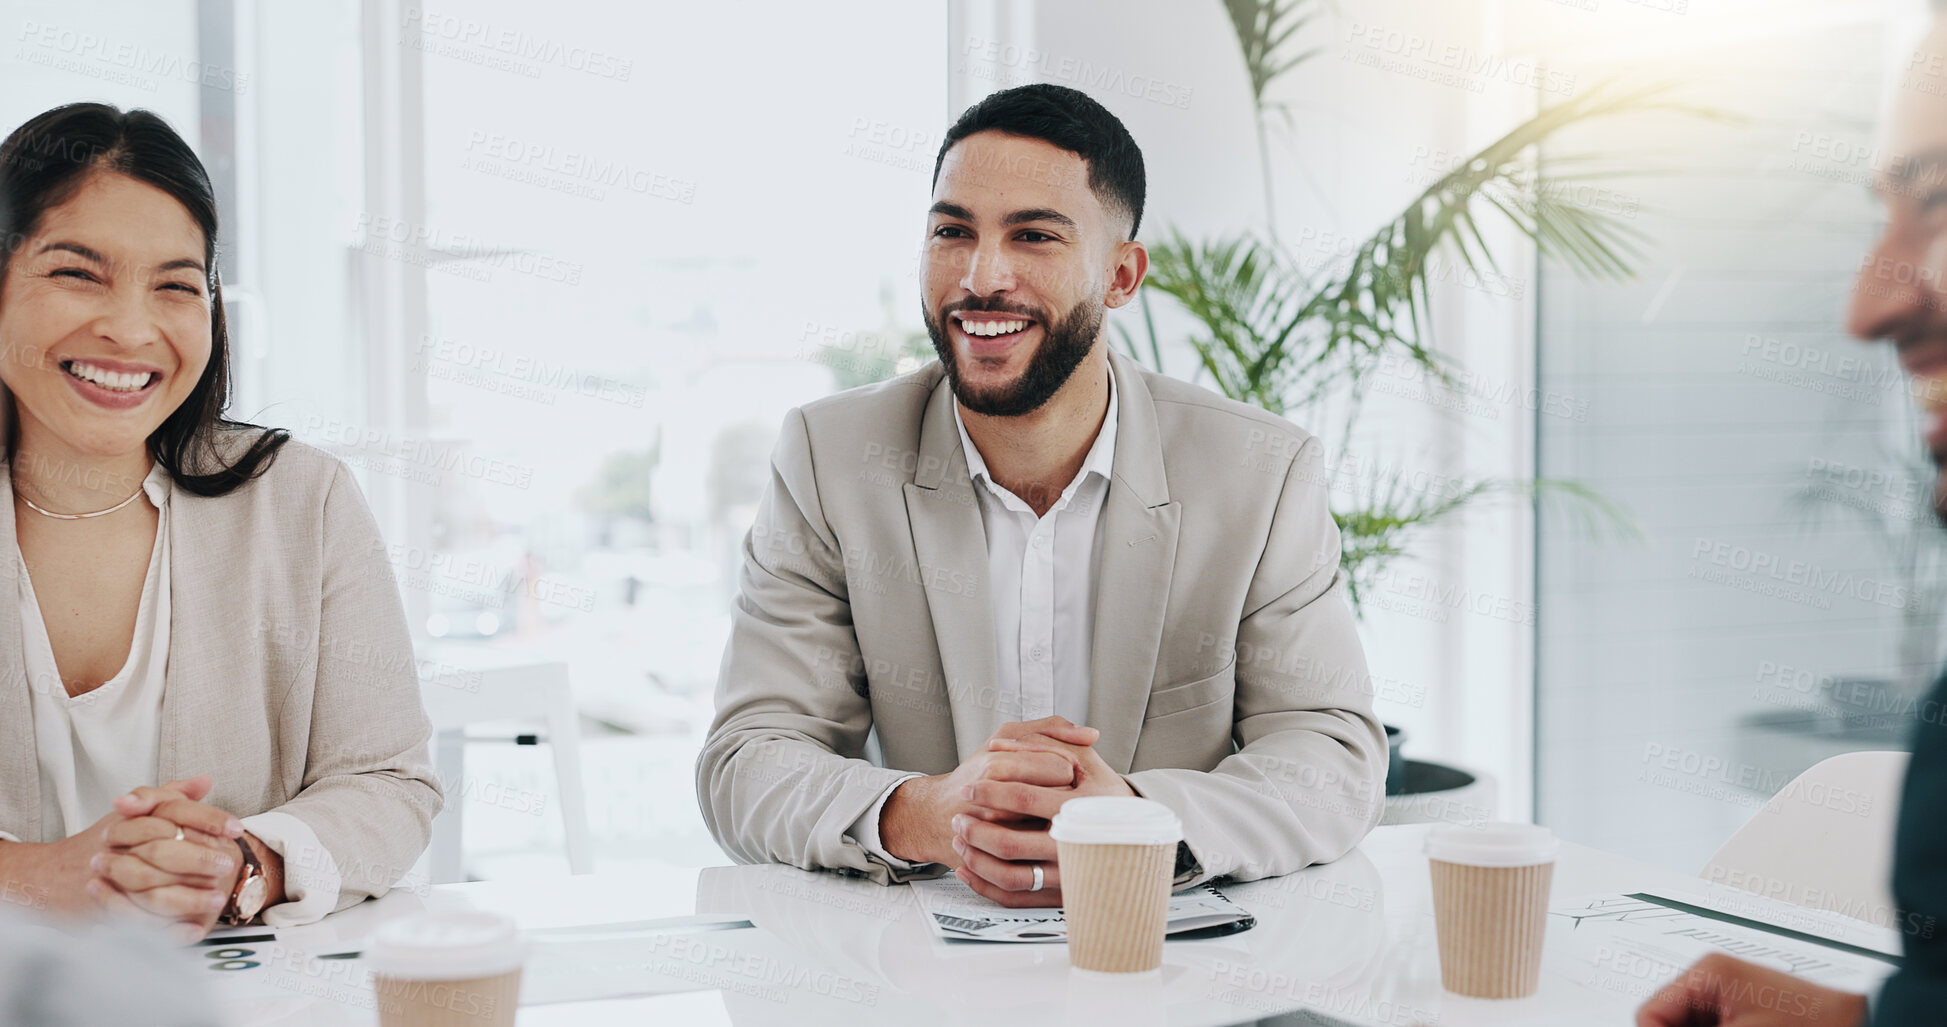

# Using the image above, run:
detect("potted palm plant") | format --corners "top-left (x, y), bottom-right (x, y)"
top-left (1115, 1), bottom-right (1674, 804)
top-left (1121, 0), bottom-right (1655, 609)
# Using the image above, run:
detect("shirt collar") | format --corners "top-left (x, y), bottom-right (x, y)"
top-left (951, 360), bottom-right (1119, 506)
top-left (139, 460), bottom-right (171, 509)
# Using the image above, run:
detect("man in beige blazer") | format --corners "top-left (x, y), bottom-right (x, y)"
top-left (697, 84), bottom-right (1384, 907)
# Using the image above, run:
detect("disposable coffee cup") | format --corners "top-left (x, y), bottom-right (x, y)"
top-left (1051, 796), bottom-right (1182, 975)
top-left (366, 911), bottom-right (526, 1026)
top-left (1424, 822), bottom-right (1558, 999)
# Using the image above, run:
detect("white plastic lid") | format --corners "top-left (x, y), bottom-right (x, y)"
top-left (1424, 822), bottom-right (1559, 867)
top-left (1049, 797), bottom-right (1182, 845)
top-left (364, 911), bottom-right (526, 980)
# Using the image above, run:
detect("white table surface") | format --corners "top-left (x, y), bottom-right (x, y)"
top-left (207, 823), bottom-right (1830, 1026)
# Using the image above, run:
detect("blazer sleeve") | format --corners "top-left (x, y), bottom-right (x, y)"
top-left (695, 408), bottom-right (930, 883)
top-left (1125, 435), bottom-right (1387, 884)
top-left (1875, 671), bottom-right (1947, 1023)
top-left (268, 461), bottom-right (443, 911)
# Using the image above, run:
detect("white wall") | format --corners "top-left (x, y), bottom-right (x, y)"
top-left (0, 4), bottom-right (204, 133)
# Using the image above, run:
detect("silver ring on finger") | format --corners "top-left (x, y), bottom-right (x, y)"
top-left (1030, 864), bottom-right (1044, 892)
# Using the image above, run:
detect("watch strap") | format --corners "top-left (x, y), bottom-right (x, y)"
top-left (219, 836), bottom-right (265, 926)
top-left (1171, 840), bottom-right (1202, 886)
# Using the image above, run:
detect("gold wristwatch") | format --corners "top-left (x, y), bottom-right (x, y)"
top-left (219, 837), bottom-right (268, 927)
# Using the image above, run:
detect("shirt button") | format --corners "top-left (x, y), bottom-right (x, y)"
top-left (1031, 646), bottom-right (1046, 660)
top-left (1031, 535), bottom-right (1048, 548)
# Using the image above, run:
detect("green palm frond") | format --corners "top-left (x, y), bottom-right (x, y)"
top-left (1224, 0), bottom-right (1323, 109)
top-left (1223, 0), bottom-right (1331, 241)
top-left (1141, 231), bottom-right (1312, 414)
top-left (1318, 82), bottom-right (1688, 361)
top-left (1120, 6), bottom-right (1702, 614)
top-left (1141, 81), bottom-right (1692, 430)
top-left (1336, 475), bottom-right (1643, 611)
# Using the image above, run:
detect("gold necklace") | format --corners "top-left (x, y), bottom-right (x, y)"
top-left (12, 474), bottom-right (146, 520)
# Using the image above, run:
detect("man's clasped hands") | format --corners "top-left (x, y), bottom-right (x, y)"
top-left (877, 716), bottom-right (1140, 907)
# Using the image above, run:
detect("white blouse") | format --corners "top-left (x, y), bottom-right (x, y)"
top-left (5, 462), bottom-right (340, 926)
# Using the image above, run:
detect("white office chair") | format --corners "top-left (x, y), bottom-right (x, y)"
top-left (418, 644), bottom-right (595, 883)
top-left (1699, 750), bottom-right (1909, 926)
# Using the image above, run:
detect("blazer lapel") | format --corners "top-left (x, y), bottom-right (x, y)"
top-left (156, 486), bottom-right (232, 791)
top-left (903, 374), bottom-right (996, 761)
top-left (1087, 353), bottom-right (1181, 773)
top-left (0, 470), bottom-right (41, 842)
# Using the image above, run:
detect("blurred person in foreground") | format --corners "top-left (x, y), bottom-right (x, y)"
top-left (0, 903), bottom-right (211, 1025)
top-left (0, 102), bottom-right (440, 942)
top-left (1638, 13), bottom-right (1947, 1027)
top-left (697, 83), bottom-right (1385, 908)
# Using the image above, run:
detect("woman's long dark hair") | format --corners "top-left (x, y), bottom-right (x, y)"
top-left (0, 102), bottom-right (287, 497)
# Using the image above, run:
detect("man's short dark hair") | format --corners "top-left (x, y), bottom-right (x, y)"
top-left (932, 83), bottom-right (1147, 240)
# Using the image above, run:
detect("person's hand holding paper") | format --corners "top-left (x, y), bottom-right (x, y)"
top-left (1636, 952), bottom-right (1865, 1027)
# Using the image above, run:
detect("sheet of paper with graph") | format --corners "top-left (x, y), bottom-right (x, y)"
top-left (1545, 889), bottom-right (1902, 1003)
top-left (910, 876), bottom-right (1252, 942)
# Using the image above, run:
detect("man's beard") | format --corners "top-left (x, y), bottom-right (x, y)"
top-left (923, 296), bottom-right (1103, 417)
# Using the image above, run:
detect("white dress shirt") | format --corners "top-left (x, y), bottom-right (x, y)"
top-left (3, 462), bottom-right (340, 927)
top-left (847, 364), bottom-right (1120, 865)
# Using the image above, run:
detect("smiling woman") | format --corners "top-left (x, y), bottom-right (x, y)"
top-left (0, 105), bottom-right (284, 495)
top-left (0, 103), bottom-right (442, 942)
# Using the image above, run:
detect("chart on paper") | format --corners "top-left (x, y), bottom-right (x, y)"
top-left (1546, 890), bottom-right (1901, 1001)
top-left (909, 876), bottom-right (1252, 942)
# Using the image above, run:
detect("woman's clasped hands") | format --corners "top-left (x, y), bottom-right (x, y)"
top-left (82, 774), bottom-right (253, 941)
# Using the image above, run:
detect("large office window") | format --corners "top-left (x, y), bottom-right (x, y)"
top-left (399, 1), bottom-right (946, 872)
top-left (4, 1), bottom-right (945, 876)
top-left (1535, 4), bottom-right (1933, 869)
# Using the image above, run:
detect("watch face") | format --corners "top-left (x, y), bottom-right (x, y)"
top-left (237, 875), bottom-right (269, 919)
